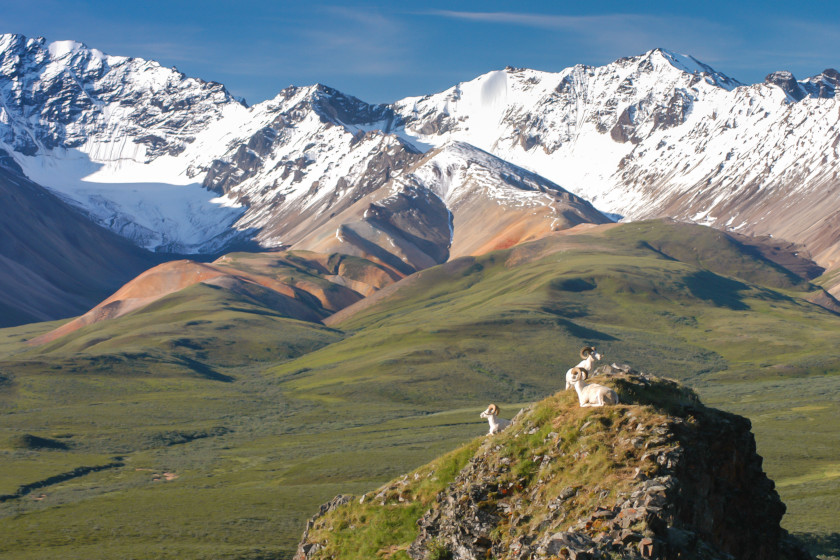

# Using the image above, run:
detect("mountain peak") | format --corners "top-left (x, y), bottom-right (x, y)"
top-left (47, 39), bottom-right (87, 59)
top-left (764, 68), bottom-right (838, 101)
top-left (287, 83), bottom-right (394, 127)
top-left (635, 48), bottom-right (742, 90)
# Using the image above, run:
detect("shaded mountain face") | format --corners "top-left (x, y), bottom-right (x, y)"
top-left (0, 164), bottom-right (158, 327)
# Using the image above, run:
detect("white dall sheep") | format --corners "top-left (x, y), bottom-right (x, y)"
top-left (568, 367), bottom-right (619, 407)
top-left (480, 404), bottom-right (511, 435)
top-left (565, 347), bottom-right (602, 390)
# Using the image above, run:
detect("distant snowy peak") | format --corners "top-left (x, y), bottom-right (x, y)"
top-left (258, 83), bottom-right (393, 128)
top-left (0, 33), bottom-right (241, 161)
top-left (641, 48), bottom-right (743, 90)
top-left (391, 48), bottom-right (742, 159)
top-left (300, 84), bottom-right (395, 128)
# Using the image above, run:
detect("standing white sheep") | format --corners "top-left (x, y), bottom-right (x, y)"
top-left (479, 404), bottom-right (511, 435)
top-left (565, 347), bottom-right (602, 390)
top-left (568, 367), bottom-right (620, 407)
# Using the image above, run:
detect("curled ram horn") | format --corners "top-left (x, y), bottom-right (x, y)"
top-left (580, 346), bottom-right (596, 359)
top-left (570, 366), bottom-right (589, 382)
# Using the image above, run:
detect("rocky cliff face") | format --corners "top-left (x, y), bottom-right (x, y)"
top-left (295, 369), bottom-right (812, 560)
top-left (0, 34), bottom-right (240, 160)
top-left (0, 33), bottom-right (250, 253)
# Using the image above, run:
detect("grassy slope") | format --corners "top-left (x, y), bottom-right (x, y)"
top-left (300, 377), bottom-right (721, 560)
top-left (0, 221), bottom-right (838, 558)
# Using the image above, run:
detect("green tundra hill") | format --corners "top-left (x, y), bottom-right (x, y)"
top-left (0, 220), bottom-right (838, 559)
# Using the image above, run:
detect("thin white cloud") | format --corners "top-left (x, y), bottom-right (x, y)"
top-left (427, 10), bottom-right (619, 30)
top-left (292, 6), bottom-right (413, 76)
top-left (425, 10), bottom-right (740, 64)
top-left (423, 10), bottom-right (840, 81)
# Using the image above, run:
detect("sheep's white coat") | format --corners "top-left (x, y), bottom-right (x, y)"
top-left (480, 404), bottom-right (511, 435)
top-left (565, 349), bottom-right (602, 390)
top-left (569, 367), bottom-right (619, 407)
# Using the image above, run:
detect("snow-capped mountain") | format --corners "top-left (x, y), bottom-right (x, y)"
top-left (2, 34), bottom-right (840, 277)
top-left (196, 84), bottom-right (417, 250)
top-left (0, 33), bottom-right (611, 268)
top-left (390, 49), bottom-right (840, 269)
top-left (0, 34), bottom-right (248, 253)
top-left (390, 49), bottom-right (743, 209)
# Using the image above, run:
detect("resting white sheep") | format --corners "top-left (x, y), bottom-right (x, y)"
top-left (565, 347), bottom-right (602, 390)
top-left (480, 404), bottom-right (511, 435)
top-left (568, 367), bottom-right (619, 407)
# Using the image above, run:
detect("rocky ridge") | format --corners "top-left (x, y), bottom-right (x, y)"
top-left (295, 367), bottom-right (812, 560)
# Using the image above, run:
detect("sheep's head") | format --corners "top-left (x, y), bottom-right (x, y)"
top-left (480, 404), bottom-right (499, 418)
top-left (569, 366), bottom-right (589, 383)
top-left (580, 346), bottom-right (601, 360)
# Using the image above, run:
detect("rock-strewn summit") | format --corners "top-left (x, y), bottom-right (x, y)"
top-left (295, 370), bottom-right (812, 560)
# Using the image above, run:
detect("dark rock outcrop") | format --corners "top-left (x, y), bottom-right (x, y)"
top-left (765, 71), bottom-right (806, 102)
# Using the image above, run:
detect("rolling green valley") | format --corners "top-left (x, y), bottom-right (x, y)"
top-left (1, 221), bottom-right (838, 559)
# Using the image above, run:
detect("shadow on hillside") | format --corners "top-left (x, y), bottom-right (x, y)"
top-left (794, 532), bottom-right (840, 559)
top-left (177, 356), bottom-right (234, 382)
top-left (554, 317), bottom-right (617, 342)
top-left (685, 271), bottom-right (749, 310)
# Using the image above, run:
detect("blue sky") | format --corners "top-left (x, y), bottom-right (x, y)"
top-left (4, 0), bottom-right (840, 105)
